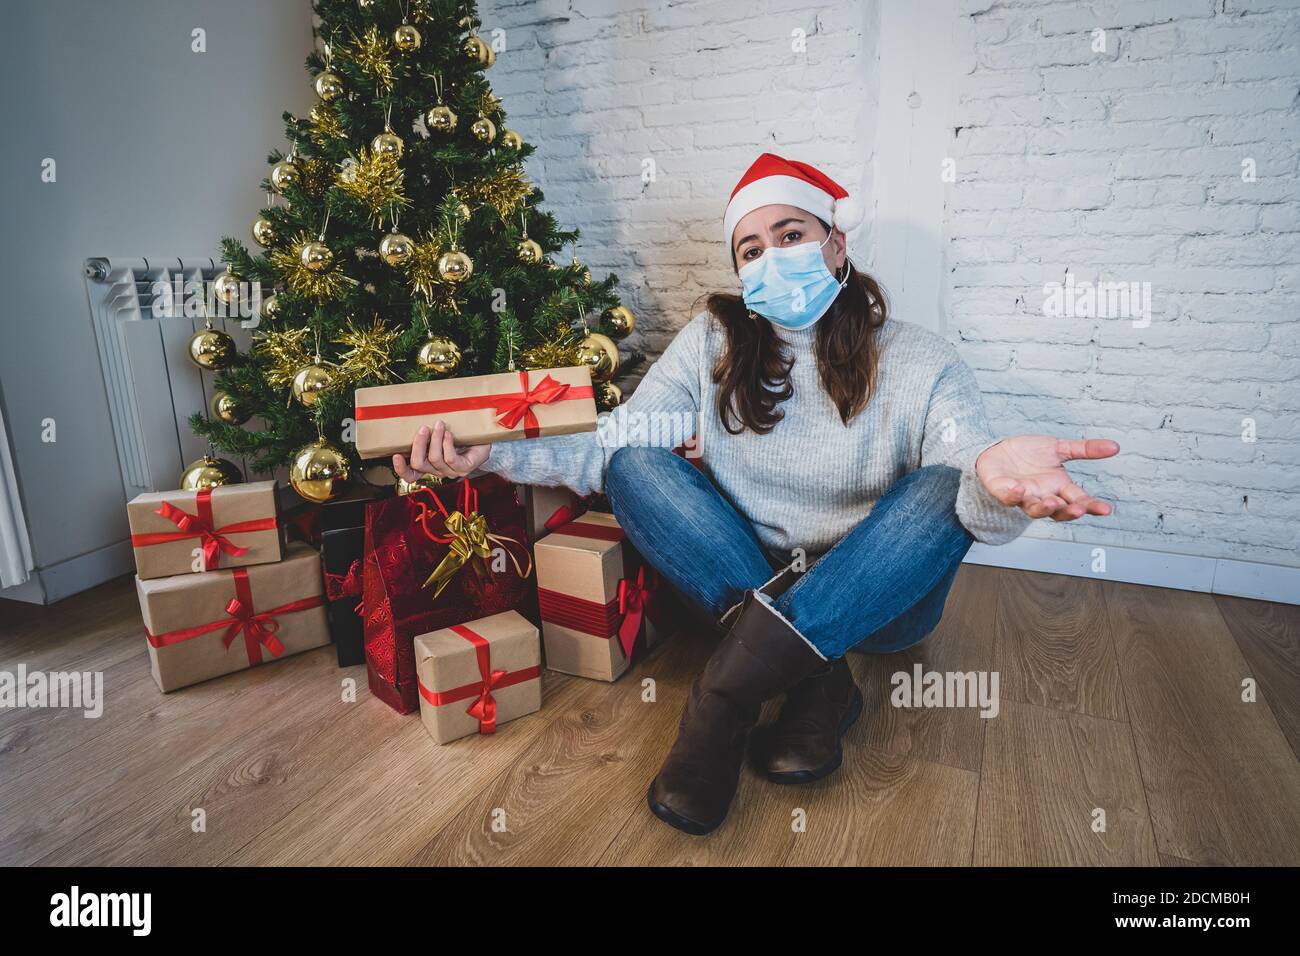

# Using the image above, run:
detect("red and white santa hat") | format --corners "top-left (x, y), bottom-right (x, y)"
top-left (722, 152), bottom-right (865, 246)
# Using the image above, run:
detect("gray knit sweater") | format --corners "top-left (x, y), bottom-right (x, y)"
top-left (481, 313), bottom-right (1030, 560)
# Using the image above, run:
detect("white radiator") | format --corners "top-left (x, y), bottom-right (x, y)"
top-left (83, 256), bottom-right (276, 500)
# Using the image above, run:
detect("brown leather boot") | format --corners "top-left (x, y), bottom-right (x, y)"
top-left (647, 591), bottom-right (828, 836)
top-left (758, 658), bottom-right (863, 784)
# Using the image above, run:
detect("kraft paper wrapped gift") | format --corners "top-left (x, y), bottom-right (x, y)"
top-left (534, 512), bottom-right (670, 682)
top-left (353, 366), bottom-right (597, 459)
top-left (136, 543), bottom-right (329, 692)
top-left (415, 610), bottom-right (542, 744)
top-left (127, 480), bottom-right (282, 579)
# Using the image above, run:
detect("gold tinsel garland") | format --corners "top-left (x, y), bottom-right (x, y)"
top-left (462, 166), bottom-right (531, 220)
top-left (270, 230), bottom-right (353, 301)
top-left (296, 157), bottom-right (334, 199)
top-left (253, 326), bottom-right (314, 388)
top-left (308, 103), bottom-right (345, 145)
top-left (334, 315), bottom-right (400, 384)
top-left (347, 25), bottom-right (396, 92)
top-left (336, 148), bottom-right (409, 228)
top-left (403, 231), bottom-right (457, 309)
top-left (521, 323), bottom-right (583, 370)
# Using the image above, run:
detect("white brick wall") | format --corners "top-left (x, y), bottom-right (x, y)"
top-left (482, 0), bottom-right (1299, 571)
top-left (479, 0), bottom-right (874, 359)
top-left (947, 0), bottom-right (1300, 568)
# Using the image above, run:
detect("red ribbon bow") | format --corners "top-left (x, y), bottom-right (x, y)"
top-left (144, 567), bottom-right (322, 666)
top-left (616, 565), bottom-right (659, 659)
top-left (418, 623), bottom-right (540, 734)
top-left (493, 371), bottom-right (573, 438)
top-left (131, 487), bottom-right (278, 571)
top-left (324, 558), bottom-right (365, 616)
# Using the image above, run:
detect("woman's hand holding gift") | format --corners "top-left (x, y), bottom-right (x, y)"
top-left (394, 421), bottom-right (491, 482)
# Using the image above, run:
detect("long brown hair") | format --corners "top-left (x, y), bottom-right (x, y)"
top-left (706, 242), bottom-right (887, 434)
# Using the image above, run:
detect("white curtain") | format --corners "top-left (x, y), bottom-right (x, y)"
top-left (0, 402), bottom-right (34, 588)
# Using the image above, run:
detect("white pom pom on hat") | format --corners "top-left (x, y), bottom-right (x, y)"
top-left (723, 152), bottom-right (863, 246)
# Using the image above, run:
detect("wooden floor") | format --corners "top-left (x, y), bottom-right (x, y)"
top-left (2, 564), bottom-right (1298, 866)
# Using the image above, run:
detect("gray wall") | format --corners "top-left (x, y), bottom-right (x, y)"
top-left (0, 0), bottom-right (313, 589)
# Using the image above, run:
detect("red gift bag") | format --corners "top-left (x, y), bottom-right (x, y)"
top-left (362, 474), bottom-right (533, 714)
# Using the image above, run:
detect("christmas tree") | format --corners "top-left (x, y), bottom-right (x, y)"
top-left (190, 0), bottom-right (637, 501)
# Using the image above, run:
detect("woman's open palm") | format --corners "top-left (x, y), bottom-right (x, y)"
top-left (975, 436), bottom-right (1119, 521)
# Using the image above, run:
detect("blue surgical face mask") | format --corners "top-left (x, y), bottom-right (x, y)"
top-left (738, 232), bottom-right (850, 330)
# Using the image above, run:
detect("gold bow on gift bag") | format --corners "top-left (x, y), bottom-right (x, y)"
top-left (413, 480), bottom-right (531, 599)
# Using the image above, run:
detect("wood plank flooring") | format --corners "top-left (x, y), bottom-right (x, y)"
top-left (2, 564), bottom-right (1297, 866)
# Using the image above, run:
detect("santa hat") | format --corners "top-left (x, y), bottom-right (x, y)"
top-left (722, 152), bottom-right (865, 246)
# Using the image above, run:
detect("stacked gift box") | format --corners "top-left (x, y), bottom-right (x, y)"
top-left (533, 511), bottom-right (672, 682)
top-left (126, 480), bottom-right (330, 692)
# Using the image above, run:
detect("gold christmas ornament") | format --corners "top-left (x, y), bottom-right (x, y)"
top-left (314, 71), bottom-right (344, 101)
top-left (335, 315), bottom-right (400, 384)
top-left (415, 335), bottom-right (462, 376)
top-left (404, 232), bottom-right (454, 305)
top-left (300, 240), bottom-right (334, 272)
top-left (379, 231), bottom-right (415, 267)
top-left (470, 115), bottom-right (497, 144)
top-left (371, 130), bottom-right (404, 159)
top-left (425, 104), bottom-right (457, 134)
top-left (213, 269), bottom-right (242, 304)
top-left (462, 34), bottom-right (491, 65)
top-left (181, 455), bottom-right (243, 490)
top-left (396, 473), bottom-right (443, 495)
top-left (272, 232), bottom-right (351, 301)
top-left (437, 249), bottom-right (473, 283)
top-left (291, 362), bottom-right (334, 407)
top-left (253, 326), bottom-right (313, 387)
top-left (210, 390), bottom-right (250, 425)
top-left (597, 381), bottom-right (623, 411)
top-left (252, 216), bottom-right (277, 247)
top-left (270, 159), bottom-right (298, 193)
top-left (577, 332), bottom-right (619, 383)
top-left (336, 148), bottom-right (409, 227)
top-left (289, 439), bottom-right (351, 503)
top-left (260, 293), bottom-right (281, 322)
top-left (603, 304), bottom-right (636, 339)
top-left (499, 129), bottom-right (524, 151)
top-left (188, 326), bottom-right (236, 370)
top-left (393, 23), bottom-right (422, 51)
top-left (516, 238), bottom-right (543, 264)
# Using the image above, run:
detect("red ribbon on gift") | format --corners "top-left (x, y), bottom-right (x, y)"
top-left (325, 558), bottom-right (365, 616)
top-left (354, 370), bottom-right (594, 439)
top-left (417, 622), bottom-right (540, 734)
top-left (143, 567), bottom-right (323, 665)
top-left (548, 518), bottom-right (626, 543)
top-left (130, 487), bottom-right (278, 571)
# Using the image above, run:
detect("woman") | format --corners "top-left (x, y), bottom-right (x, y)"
top-left (395, 153), bottom-right (1119, 836)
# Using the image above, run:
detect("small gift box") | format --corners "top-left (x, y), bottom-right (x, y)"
top-left (127, 480), bottom-right (282, 579)
top-left (363, 475), bottom-right (533, 714)
top-left (136, 543), bottom-right (329, 692)
top-left (414, 610), bottom-right (542, 744)
top-left (520, 485), bottom-right (614, 543)
top-left (353, 366), bottom-right (597, 460)
top-left (534, 512), bottom-right (669, 682)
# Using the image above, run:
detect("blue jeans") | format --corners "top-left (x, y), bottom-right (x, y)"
top-left (603, 448), bottom-right (974, 659)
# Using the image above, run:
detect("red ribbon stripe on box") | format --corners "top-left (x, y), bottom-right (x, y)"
top-left (144, 567), bottom-right (323, 666)
top-left (130, 487), bottom-right (278, 570)
top-left (355, 371), bottom-right (594, 439)
top-left (538, 519), bottom-right (660, 659)
top-left (417, 623), bottom-right (540, 734)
